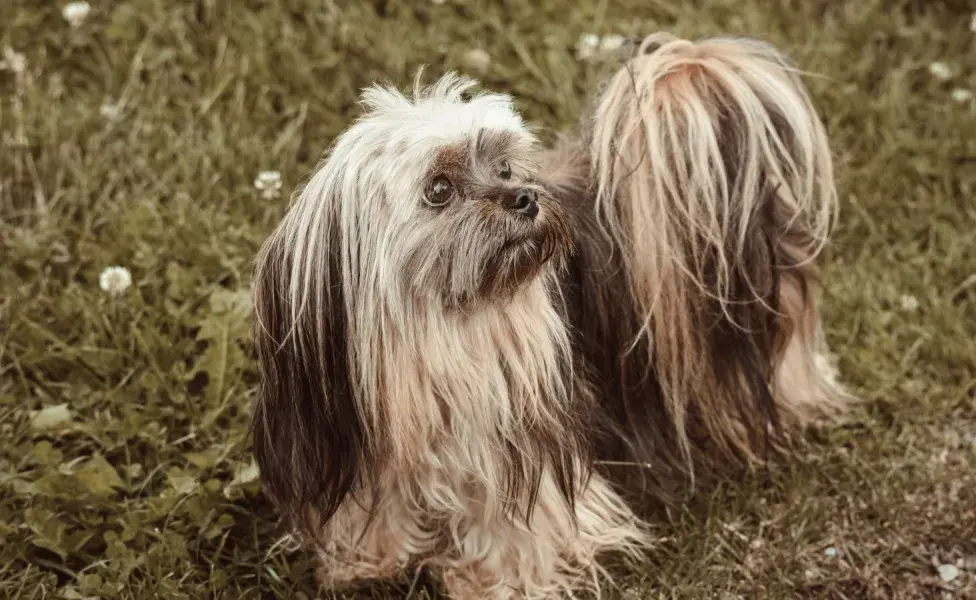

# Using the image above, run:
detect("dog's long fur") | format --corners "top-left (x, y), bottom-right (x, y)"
top-left (251, 34), bottom-right (852, 599)
top-left (549, 33), bottom-right (853, 504)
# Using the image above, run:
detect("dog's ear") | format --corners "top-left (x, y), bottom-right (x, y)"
top-left (250, 223), bottom-right (366, 539)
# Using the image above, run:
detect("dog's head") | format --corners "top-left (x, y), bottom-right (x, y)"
top-left (387, 91), bottom-right (572, 308)
top-left (304, 72), bottom-right (569, 313)
top-left (249, 72), bottom-right (571, 537)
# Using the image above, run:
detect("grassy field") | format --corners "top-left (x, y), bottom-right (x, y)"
top-left (1, 0), bottom-right (974, 598)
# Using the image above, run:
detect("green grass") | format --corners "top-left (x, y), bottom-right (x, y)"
top-left (1, 0), bottom-right (974, 598)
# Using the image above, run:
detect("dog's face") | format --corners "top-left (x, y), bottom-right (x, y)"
top-left (401, 127), bottom-right (572, 309)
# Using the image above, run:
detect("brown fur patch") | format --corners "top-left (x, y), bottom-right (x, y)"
top-left (431, 140), bottom-right (469, 175)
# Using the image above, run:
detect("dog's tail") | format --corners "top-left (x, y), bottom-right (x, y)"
top-left (589, 34), bottom-right (853, 481)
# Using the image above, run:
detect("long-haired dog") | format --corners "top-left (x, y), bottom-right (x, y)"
top-left (250, 33), bottom-right (852, 599)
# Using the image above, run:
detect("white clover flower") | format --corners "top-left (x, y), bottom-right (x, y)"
top-left (62, 2), bottom-right (91, 27)
top-left (576, 34), bottom-right (601, 60)
top-left (928, 61), bottom-right (952, 81)
top-left (0, 47), bottom-right (26, 75)
top-left (937, 563), bottom-right (959, 582)
top-left (599, 34), bottom-right (626, 52)
top-left (99, 266), bottom-right (132, 296)
top-left (100, 99), bottom-right (121, 120)
top-left (577, 34), bottom-right (628, 61)
top-left (951, 88), bottom-right (973, 103)
top-left (254, 170), bottom-right (283, 200)
top-left (899, 294), bottom-right (920, 311)
top-left (462, 48), bottom-right (491, 74)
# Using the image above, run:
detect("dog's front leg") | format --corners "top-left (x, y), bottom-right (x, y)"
top-left (314, 493), bottom-right (434, 590)
top-left (439, 472), bottom-right (649, 600)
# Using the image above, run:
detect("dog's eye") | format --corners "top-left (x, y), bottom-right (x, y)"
top-left (426, 175), bottom-right (454, 207)
top-left (497, 161), bottom-right (512, 180)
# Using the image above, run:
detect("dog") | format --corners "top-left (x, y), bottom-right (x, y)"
top-left (249, 33), bottom-right (852, 599)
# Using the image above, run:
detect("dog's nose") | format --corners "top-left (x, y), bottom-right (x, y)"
top-left (508, 188), bottom-right (539, 219)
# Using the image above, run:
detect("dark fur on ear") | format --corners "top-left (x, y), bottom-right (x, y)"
top-left (250, 221), bottom-right (370, 541)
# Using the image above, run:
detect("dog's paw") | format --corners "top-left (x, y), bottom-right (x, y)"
top-left (441, 567), bottom-right (519, 600)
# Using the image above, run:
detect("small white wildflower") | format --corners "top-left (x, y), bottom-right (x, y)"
top-left (824, 546), bottom-right (838, 558)
top-left (951, 88), bottom-right (973, 103)
top-left (0, 47), bottom-right (26, 75)
top-left (937, 563), bottom-right (960, 582)
top-left (599, 34), bottom-right (626, 52)
top-left (899, 294), bottom-right (920, 311)
top-left (462, 48), bottom-right (491, 74)
top-left (253, 170), bottom-right (283, 200)
top-left (576, 34), bottom-right (601, 60)
top-left (100, 100), bottom-right (121, 121)
top-left (31, 404), bottom-right (73, 430)
top-left (929, 62), bottom-right (952, 81)
top-left (62, 1), bottom-right (91, 28)
top-left (99, 266), bottom-right (132, 296)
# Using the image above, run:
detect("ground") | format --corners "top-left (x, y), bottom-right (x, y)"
top-left (1, 0), bottom-right (974, 598)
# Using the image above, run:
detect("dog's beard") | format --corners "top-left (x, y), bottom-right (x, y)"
top-left (479, 216), bottom-right (568, 302)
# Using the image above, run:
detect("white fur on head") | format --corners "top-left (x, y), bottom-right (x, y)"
top-left (359, 70), bottom-right (529, 143)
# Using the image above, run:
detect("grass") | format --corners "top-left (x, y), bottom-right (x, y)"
top-left (1, 0), bottom-right (974, 598)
